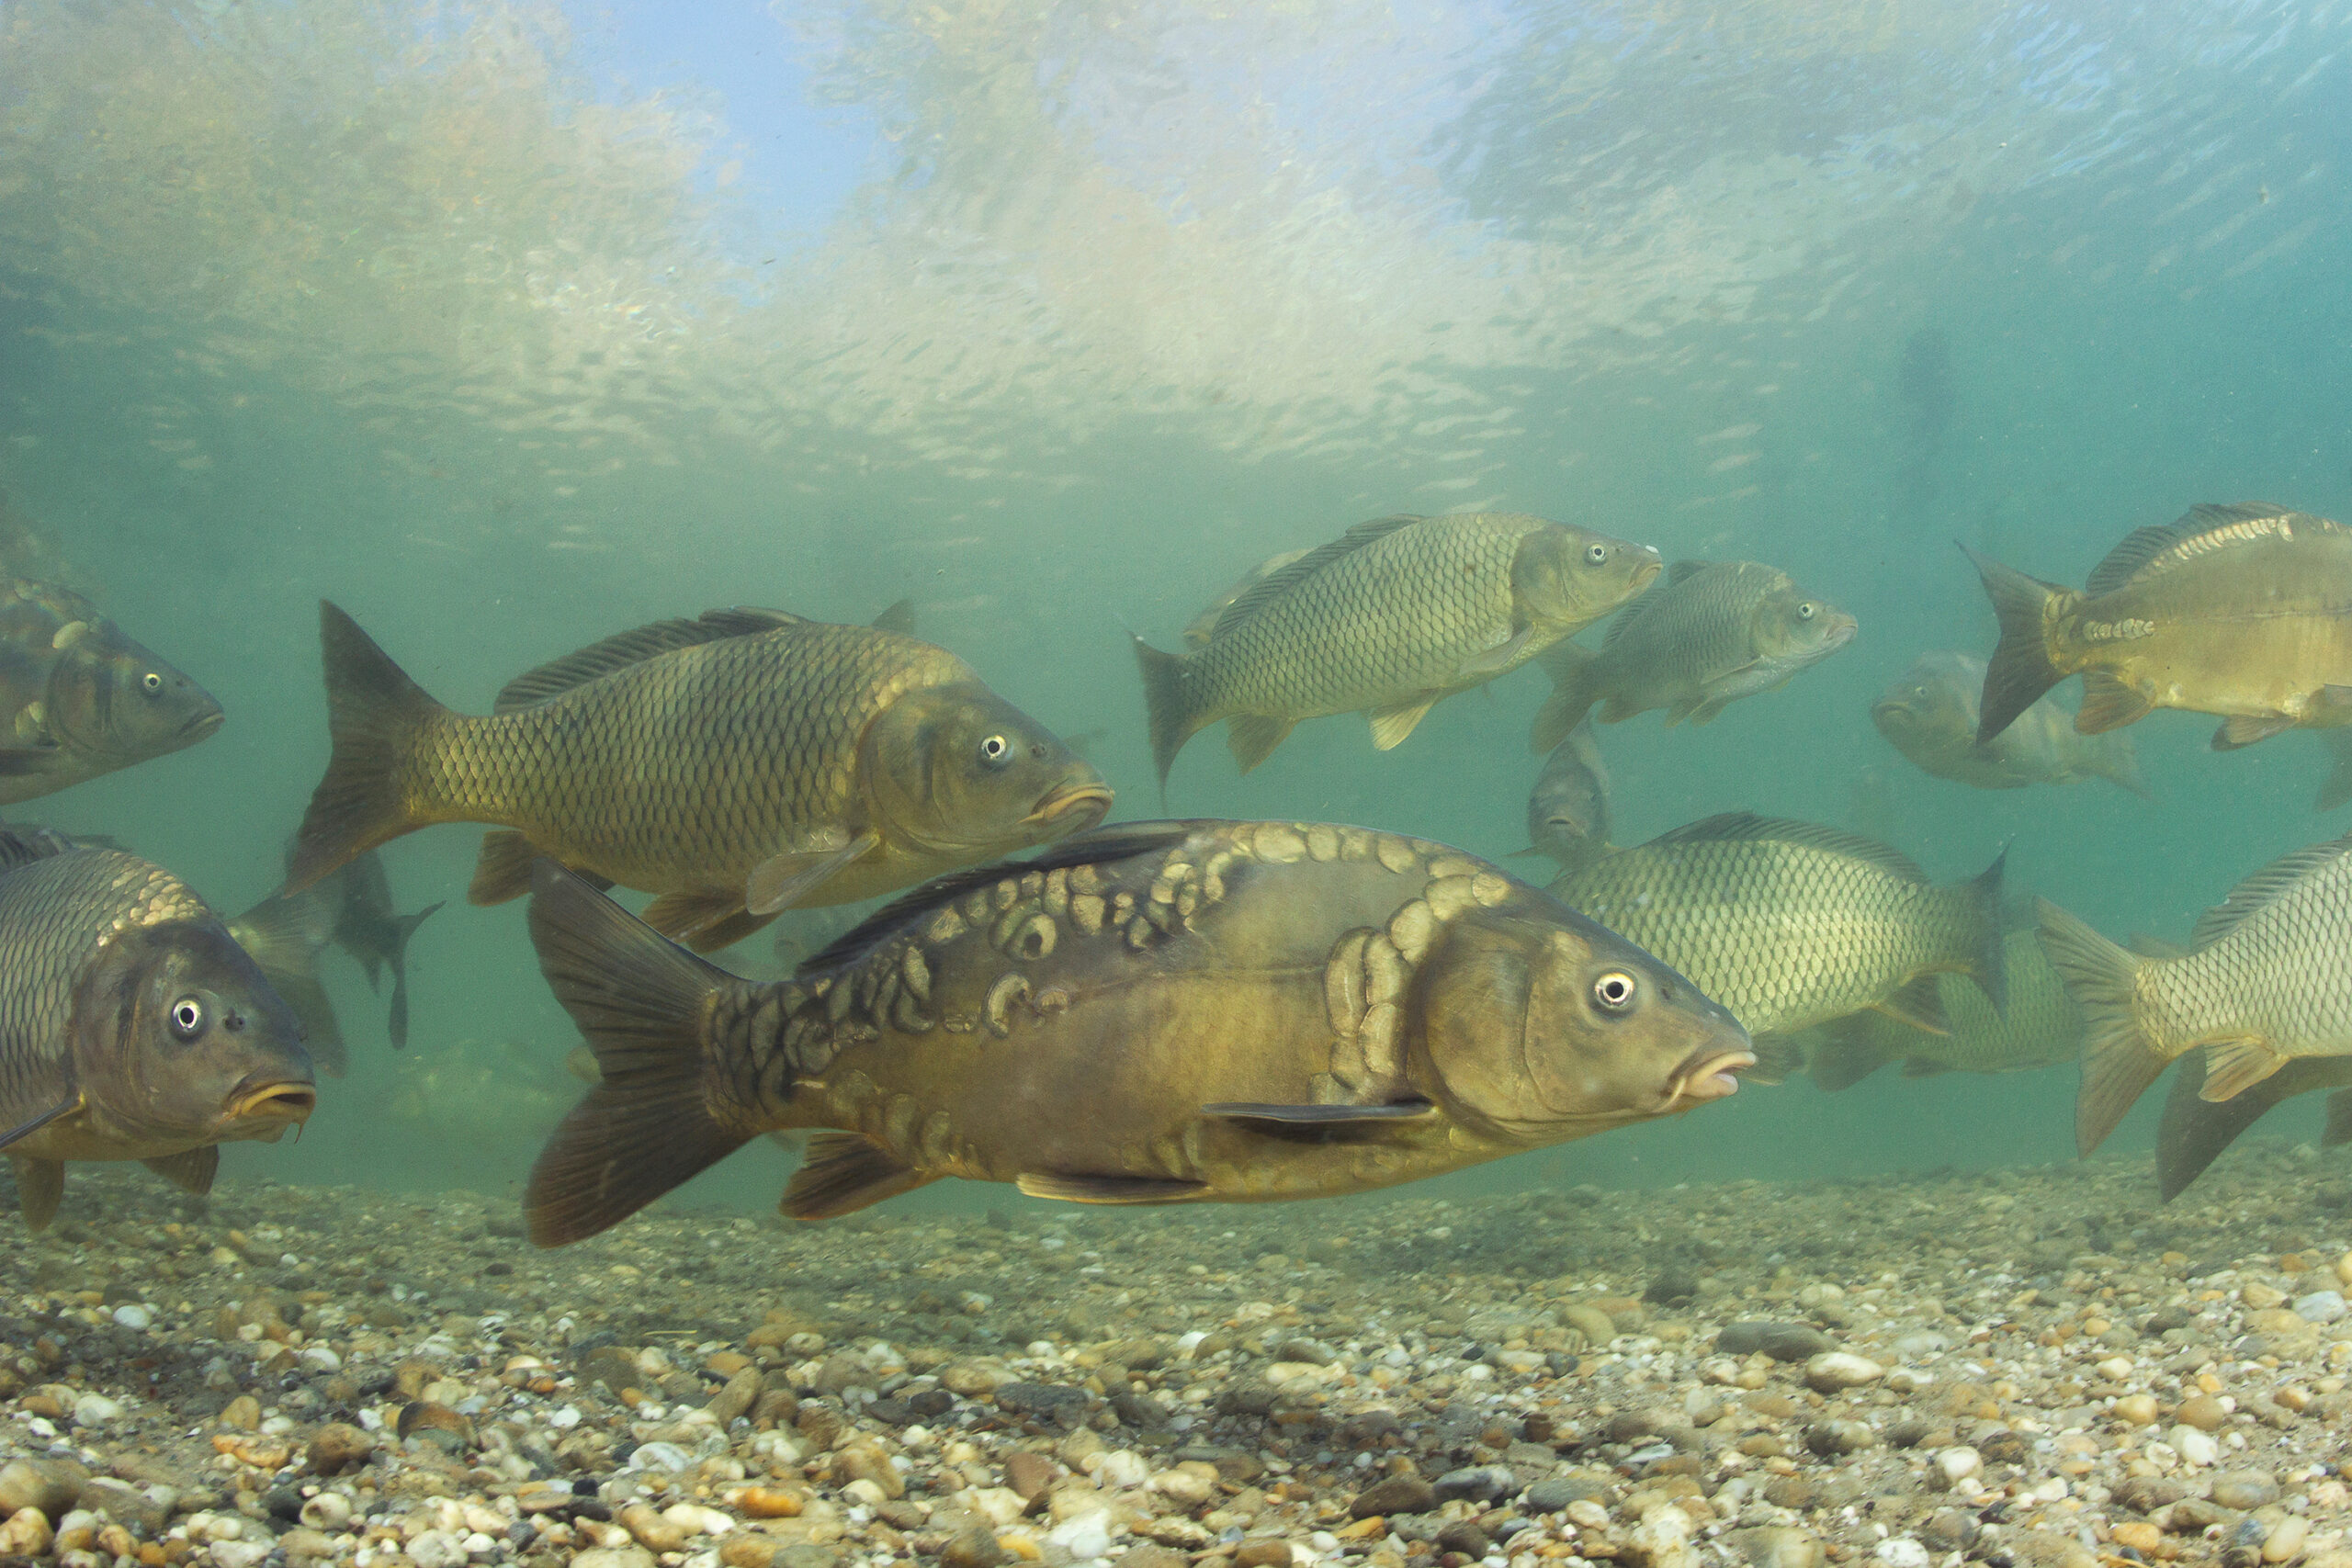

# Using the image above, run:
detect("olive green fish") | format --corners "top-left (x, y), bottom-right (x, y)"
top-left (1872, 650), bottom-right (2147, 797)
top-left (1531, 560), bottom-right (1856, 750)
top-left (287, 603), bottom-right (1112, 953)
top-left (1970, 502), bottom-right (2352, 751)
top-left (1763, 930), bottom-right (2080, 1090)
top-left (2041, 832), bottom-right (2352, 1156)
top-left (293, 846), bottom-right (443, 1049)
top-left (0, 830), bottom-right (315, 1231)
top-left (1136, 513), bottom-right (1662, 784)
top-left (2153, 1047), bottom-right (2352, 1201)
top-left (1521, 719), bottom-right (1611, 873)
top-left (1549, 814), bottom-right (2006, 1042)
top-left (520, 818), bottom-right (1753, 1243)
top-left (0, 579), bottom-right (222, 803)
top-left (225, 886), bottom-right (347, 1077)
top-left (1182, 549), bottom-right (1308, 649)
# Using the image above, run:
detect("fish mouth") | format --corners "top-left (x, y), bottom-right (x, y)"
top-left (1822, 615), bottom-right (1860, 649)
top-left (1626, 553), bottom-right (1664, 591)
top-left (183, 705), bottom-right (227, 739)
top-left (226, 1078), bottom-right (317, 1125)
top-left (1870, 697), bottom-right (1912, 728)
top-left (1025, 781), bottom-right (1114, 835)
top-left (1666, 1047), bottom-right (1755, 1108)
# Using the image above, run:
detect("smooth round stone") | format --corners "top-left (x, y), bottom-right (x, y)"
top-left (2211, 1471), bottom-right (2280, 1510)
top-left (2113, 1394), bottom-right (2160, 1427)
top-left (2171, 1425), bottom-right (2218, 1467)
top-left (1875, 1540), bottom-right (1930, 1568)
top-left (2292, 1290), bottom-right (2347, 1325)
top-left (1934, 1447), bottom-right (1983, 1484)
top-left (71, 1394), bottom-right (121, 1427)
top-left (2094, 1355), bottom-right (2134, 1380)
top-left (2176, 1393), bottom-right (2228, 1431)
top-left (2263, 1516), bottom-right (2308, 1564)
top-left (110, 1304), bottom-right (153, 1331)
top-left (1803, 1351), bottom-right (1884, 1392)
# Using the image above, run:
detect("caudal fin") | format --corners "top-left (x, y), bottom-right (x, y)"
top-left (1133, 635), bottom-right (1204, 790)
top-left (382, 902), bottom-right (443, 1050)
top-left (1530, 641), bottom-right (1602, 753)
top-left (524, 860), bottom-right (752, 1246)
top-left (2035, 897), bottom-right (2161, 1156)
top-left (286, 604), bottom-right (447, 895)
top-left (1961, 545), bottom-right (2073, 743)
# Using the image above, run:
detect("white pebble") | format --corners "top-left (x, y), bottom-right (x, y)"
top-left (2095, 1356), bottom-right (2133, 1379)
top-left (405, 1529), bottom-right (466, 1568)
top-left (111, 1304), bottom-right (153, 1331)
top-left (1804, 1351), bottom-right (1884, 1391)
top-left (211, 1543), bottom-right (272, 1568)
top-left (547, 1405), bottom-right (582, 1429)
top-left (300, 1494), bottom-right (353, 1530)
top-left (72, 1393), bottom-right (122, 1427)
top-left (1935, 1447), bottom-right (1982, 1484)
top-left (1876, 1540), bottom-right (1931, 1568)
top-left (300, 1347), bottom-right (344, 1373)
top-left (2171, 1425), bottom-right (2218, 1467)
top-left (1090, 1450), bottom-right (1150, 1489)
top-left (2293, 1291), bottom-right (2347, 1325)
top-left (1046, 1510), bottom-right (1113, 1562)
top-left (662, 1504), bottom-right (733, 1538)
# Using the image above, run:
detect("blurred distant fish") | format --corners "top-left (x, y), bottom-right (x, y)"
top-left (0, 829), bottom-right (314, 1231)
top-left (1136, 513), bottom-right (1661, 784)
top-left (1872, 650), bottom-right (2148, 797)
top-left (1970, 502), bottom-right (2352, 750)
top-left (1521, 719), bottom-right (1611, 873)
top-left (1768, 930), bottom-right (2081, 1090)
top-left (0, 580), bottom-right (222, 803)
top-left (1551, 813), bottom-right (2006, 1041)
top-left (1182, 549), bottom-right (1310, 649)
top-left (1532, 561), bottom-right (1855, 750)
top-left (296, 847), bottom-right (442, 1049)
top-left (226, 886), bottom-right (345, 1077)
top-left (287, 602), bottom-right (1109, 953)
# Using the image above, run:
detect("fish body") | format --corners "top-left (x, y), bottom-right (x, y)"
top-left (1779, 931), bottom-right (2080, 1090)
top-left (1136, 513), bottom-right (1662, 783)
top-left (1523, 719), bottom-right (1611, 872)
top-left (288, 604), bottom-right (1110, 953)
top-left (1872, 650), bottom-right (2147, 796)
top-left (1182, 549), bottom-right (1310, 650)
top-left (1549, 813), bottom-right (2006, 1041)
top-left (1970, 502), bottom-right (2352, 750)
top-left (521, 819), bottom-right (1754, 1243)
top-left (306, 849), bottom-right (442, 1048)
top-left (1532, 560), bottom-right (1855, 750)
top-left (0, 579), bottom-right (222, 803)
top-left (226, 886), bottom-right (345, 1077)
top-left (2041, 833), bottom-right (2352, 1155)
top-left (0, 831), bottom-right (314, 1230)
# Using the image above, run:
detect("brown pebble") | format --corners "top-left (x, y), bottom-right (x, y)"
top-left (394, 1401), bottom-right (474, 1447)
top-left (2176, 1394), bottom-right (2228, 1431)
top-left (1003, 1451), bottom-right (1058, 1504)
top-left (719, 1538), bottom-right (781, 1568)
top-left (2113, 1523), bottom-right (2165, 1555)
top-left (307, 1423), bottom-right (375, 1475)
top-left (1234, 1543), bottom-right (1294, 1568)
top-left (733, 1488), bottom-right (804, 1519)
top-left (941, 1524), bottom-right (1008, 1568)
top-left (218, 1394), bottom-right (262, 1432)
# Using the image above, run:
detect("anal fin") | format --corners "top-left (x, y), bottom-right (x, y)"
top-left (143, 1146), bottom-right (220, 1195)
top-left (643, 886), bottom-right (778, 953)
top-left (746, 832), bottom-right (880, 916)
top-left (1015, 1171), bottom-right (1211, 1204)
top-left (2199, 1038), bottom-right (2286, 1101)
top-left (1869, 974), bottom-right (1951, 1036)
top-left (779, 1133), bottom-right (934, 1221)
top-left (1226, 714), bottom-right (1295, 773)
top-left (469, 830), bottom-right (540, 906)
top-left (2211, 713), bottom-right (2298, 750)
top-left (8, 1154), bottom-right (63, 1231)
top-left (1366, 696), bottom-right (1439, 750)
top-left (2076, 671), bottom-right (2154, 734)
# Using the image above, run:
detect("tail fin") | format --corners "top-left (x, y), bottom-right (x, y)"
top-left (230, 890), bottom-right (346, 1077)
top-left (1530, 642), bottom-right (1602, 753)
top-left (524, 860), bottom-right (752, 1246)
top-left (1961, 847), bottom-right (2008, 1014)
top-left (1132, 636), bottom-right (1202, 791)
top-left (286, 604), bottom-right (448, 894)
top-left (1961, 545), bottom-right (2072, 743)
top-left (2035, 897), bottom-right (2161, 1156)
top-left (382, 902), bottom-right (443, 1050)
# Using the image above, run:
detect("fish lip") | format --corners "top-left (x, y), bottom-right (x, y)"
top-left (1870, 697), bottom-right (1911, 726)
top-left (1667, 1047), bottom-right (1756, 1107)
top-left (1823, 615), bottom-right (1860, 648)
top-left (227, 1078), bottom-right (317, 1124)
top-left (1025, 781), bottom-right (1114, 834)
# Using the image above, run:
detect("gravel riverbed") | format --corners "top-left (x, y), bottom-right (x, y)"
top-left (6, 1145), bottom-right (2352, 1568)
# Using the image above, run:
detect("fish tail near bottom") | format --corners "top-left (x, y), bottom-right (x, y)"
top-left (1962, 545), bottom-right (2073, 744)
top-left (1529, 641), bottom-right (1600, 753)
top-left (523, 859), bottom-right (754, 1247)
top-left (382, 901), bottom-right (443, 1049)
top-left (286, 603), bottom-right (450, 896)
top-left (2033, 897), bottom-right (2160, 1156)
top-left (1132, 635), bottom-right (1200, 790)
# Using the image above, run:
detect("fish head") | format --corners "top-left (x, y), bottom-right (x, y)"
top-left (1871, 651), bottom-right (1981, 751)
top-left (1514, 527), bottom-right (1664, 633)
top-left (1526, 734), bottom-right (1610, 863)
top-left (1417, 902), bottom-right (1753, 1141)
top-left (1753, 583), bottom-right (1858, 669)
top-left (45, 618), bottom-right (224, 763)
top-left (865, 682), bottom-right (1114, 861)
top-left (71, 919), bottom-right (317, 1147)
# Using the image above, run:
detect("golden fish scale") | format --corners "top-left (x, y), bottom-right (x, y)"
top-left (1555, 840), bottom-right (1967, 1036)
top-left (1601, 565), bottom-right (1775, 697)
top-left (2059, 531), bottom-right (2352, 714)
top-left (408, 627), bottom-right (967, 893)
top-left (2143, 854), bottom-right (2352, 1061)
top-left (1899, 934), bottom-right (2079, 1072)
top-left (1190, 517), bottom-right (1531, 718)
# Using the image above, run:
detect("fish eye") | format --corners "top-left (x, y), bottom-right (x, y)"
top-left (141, 671), bottom-right (164, 694)
top-left (169, 998), bottom-right (206, 1042)
top-left (1585, 543), bottom-right (1610, 565)
top-left (1797, 603), bottom-right (1817, 620)
top-left (1591, 971), bottom-right (1638, 1014)
top-left (978, 734), bottom-right (1011, 768)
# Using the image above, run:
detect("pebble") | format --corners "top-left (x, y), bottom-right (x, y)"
top-left (1351, 1474), bottom-right (1437, 1517)
top-left (1802, 1351), bottom-right (1883, 1391)
top-left (1874, 1540), bottom-right (1931, 1568)
top-left (2175, 1393), bottom-right (2229, 1430)
top-left (2266, 1515), bottom-right (2310, 1563)
top-left (573, 1551), bottom-right (660, 1568)
top-left (2114, 1393), bottom-right (2160, 1426)
top-left (2211, 1470), bottom-right (2280, 1509)
top-left (942, 1524), bottom-right (1008, 1568)
top-left (2293, 1290), bottom-right (2347, 1324)
top-left (69, 1393), bottom-right (121, 1427)
top-left (1934, 1446), bottom-right (1982, 1484)
top-left (2171, 1425), bottom-right (2219, 1467)
top-left (1716, 1322), bottom-right (1834, 1361)
top-left (1431, 1464), bottom-right (1516, 1502)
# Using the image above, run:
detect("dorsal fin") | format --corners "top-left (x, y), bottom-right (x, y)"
top-left (1645, 811), bottom-right (1928, 884)
top-left (1208, 516), bottom-right (1425, 641)
top-left (796, 822), bottom-right (1204, 977)
top-left (0, 826), bottom-right (83, 875)
top-left (492, 607), bottom-right (803, 713)
top-left (2086, 502), bottom-right (2324, 595)
top-left (2188, 833), bottom-right (2352, 950)
top-left (1601, 559), bottom-right (1712, 649)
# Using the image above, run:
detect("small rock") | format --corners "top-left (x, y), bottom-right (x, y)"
top-left (1003, 1451), bottom-right (1058, 1504)
top-left (71, 1393), bottom-right (122, 1427)
top-left (110, 1304), bottom-right (153, 1331)
top-left (708, 1367), bottom-right (763, 1427)
top-left (1715, 1322), bottom-right (1833, 1361)
top-left (2265, 1516), bottom-right (2309, 1564)
top-left (0, 1508), bottom-right (52, 1559)
top-left (2115, 1393), bottom-right (2160, 1426)
top-left (941, 1524), bottom-right (1007, 1568)
top-left (2241, 1282), bottom-right (2287, 1310)
top-left (733, 1488), bottom-right (804, 1519)
top-left (1233, 1542), bottom-right (1293, 1568)
top-left (1875, 1541), bottom-right (1930, 1568)
top-left (1803, 1351), bottom-right (1884, 1392)
top-left (408, 1529), bottom-right (469, 1568)
top-left (74, 1478), bottom-right (165, 1536)
top-left (572, 1551), bottom-right (659, 1568)
top-left (1524, 1478), bottom-right (1602, 1514)
top-left (1645, 1267), bottom-right (1699, 1305)
top-left (1804, 1420), bottom-right (1877, 1456)
top-left (1728, 1527), bottom-right (1824, 1568)
top-left (1430, 1465), bottom-right (1516, 1503)
top-left (1921, 1512), bottom-right (1979, 1552)
top-left (1274, 1338), bottom-right (1335, 1363)
top-left (1121, 1550), bottom-right (1188, 1568)
top-left (1934, 1447), bottom-right (1982, 1485)
top-left (1561, 1303), bottom-right (1618, 1344)
top-left (218, 1394), bottom-right (262, 1431)
top-left (2293, 1291), bottom-right (2346, 1325)
top-left (2110, 1523), bottom-right (2164, 1555)
top-left (308, 1422), bottom-right (375, 1474)
top-left (2211, 1471), bottom-right (2280, 1510)
top-left (0, 1459), bottom-right (86, 1520)
top-left (1351, 1474), bottom-right (1437, 1518)
top-left (1437, 1522), bottom-right (1491, 1558)
top-left (2172, 1425), bottom-right (2219, 1467)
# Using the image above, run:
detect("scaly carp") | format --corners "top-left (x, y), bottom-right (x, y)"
top-left (1532, 560), bottom-right (1855, 750)
top-left (519, 819), bottom-right (1753, 1242)
top-left (1970, 502), bottom-right (2352, 750)
top-left (287, 604), bottom-right (1111, 953)
top-left (1135, 513), bottom-right (1660, 784)
top-left (0, 580), bottom-right (222, 803)
top-left (1763, 930), bottom-right (2080, 1090)
top-left (1522, 719), bottom-right (1611, 872)
top-left (1873, 650), bottom-right (2147, 797)
top-left (0, 830), bottom-right (314, 1230)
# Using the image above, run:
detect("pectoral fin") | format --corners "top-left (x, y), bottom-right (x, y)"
top-left (779, 1133), bottom-right (935, 1220)
top-left (1204, 1100), bottom-right (1438, 1126)
top-left (0, 1093), bottom-right (79, 1153)
top-left (2198, 1038), bottom-right (2286, 1101)
top-left (2075, 671), bottom-right (2154, 734)
top-left (469, 830), bottom-right (540, 906)
top-left (2211, 713), bottom-right (2298, 750)
top-left (1226, 713), bottom-right (1295, 773)
top-left (143, 1146), bottom-right (220, 1195)
top-left (1869, 975), bottom-right (1951, 1036)
top-left (1455, 627), bottom-right (1539, 681)
top-left (1366, 697), bottom-right (1438, 750)
top-left (642, 887), bottom-right (779, 953)
top-left (745, 831), bottom-right (880, 916)
top-left (1015, 1172), bottom-right (1212, 1204)
top-left (8, 1155), bottom-right (63, 1231)
top-left (0, 742), bottom-right (64, 776)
